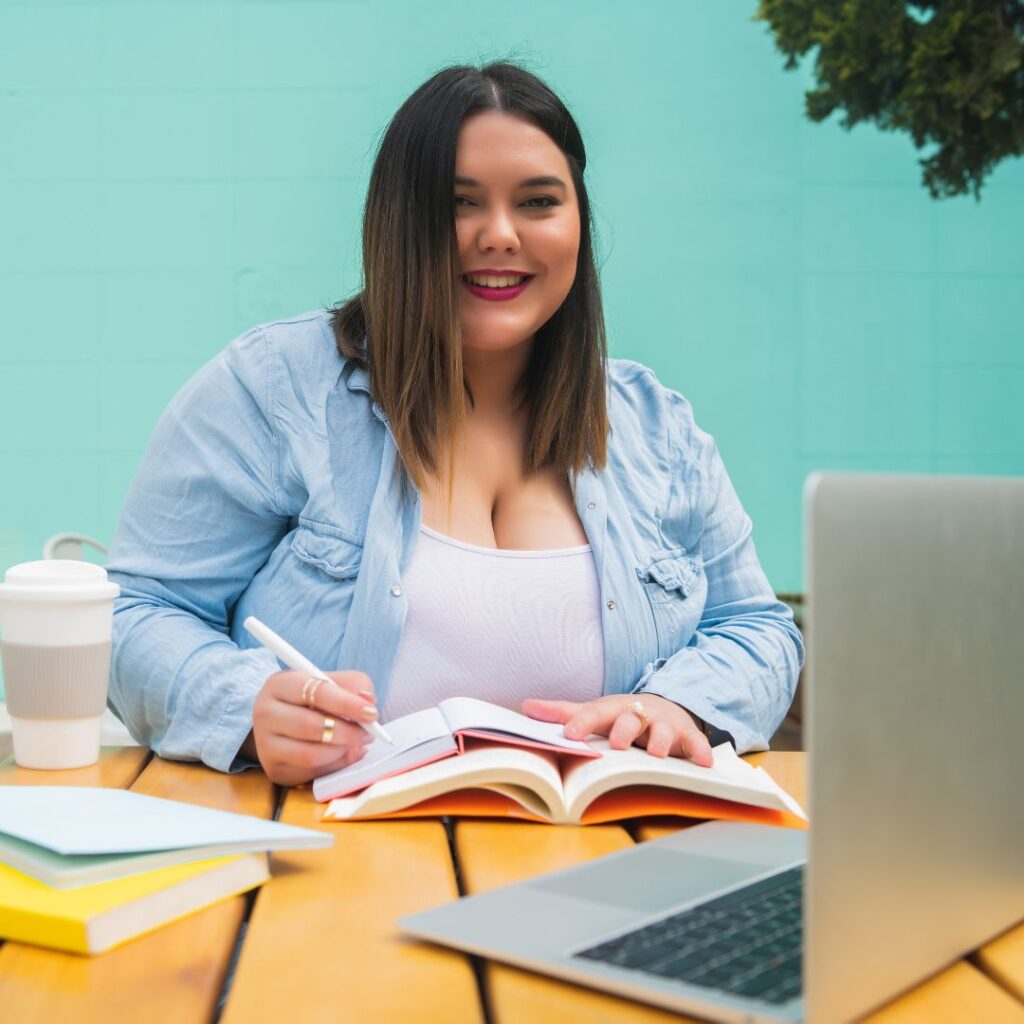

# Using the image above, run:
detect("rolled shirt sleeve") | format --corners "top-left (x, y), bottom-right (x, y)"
top-left (633, 393), bottom-right (804, 753)
top-left (105, 327), bottom-right (289, 772)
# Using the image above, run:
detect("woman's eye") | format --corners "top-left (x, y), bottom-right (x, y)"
top-left (453, 196), bottom-right (559, 208)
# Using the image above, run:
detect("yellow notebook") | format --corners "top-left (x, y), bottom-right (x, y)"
top-left (0, 852), bottom-right (269, 955)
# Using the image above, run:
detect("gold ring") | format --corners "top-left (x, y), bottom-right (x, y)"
top-left (302, 676), bottom-right (324, 709)
top-left (626, 699), bottom-right (650, 732)
top-left (320, 717), bottom-right (336, 744)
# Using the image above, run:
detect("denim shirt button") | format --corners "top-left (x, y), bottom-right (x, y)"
top-left (587, 502), bottom-right (597, 510)
top-left (390, 584), bottom-right (403, 597)
top-left (606, 599), bottom-right (616, 610)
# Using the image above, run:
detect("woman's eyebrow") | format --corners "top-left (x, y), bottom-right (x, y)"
top-left (454, 175), bottom-right (568, 190)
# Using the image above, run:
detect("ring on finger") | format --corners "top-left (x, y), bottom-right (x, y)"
top-left (625, 699), bottom-right (650, 733)
top-left (302, 676), bottom-right (325, 709)
top-left (320, 716), bottom-right (336, 744)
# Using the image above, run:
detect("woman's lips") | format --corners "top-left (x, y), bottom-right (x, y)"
top-left (461, 275), bottom-right (534, 301)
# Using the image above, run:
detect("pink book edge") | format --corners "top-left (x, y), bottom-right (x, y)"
top-left (455, 729), bottom-right (601, 758)
top-left (315, 726), bottom-right (600, 803)
top-left (314, 747), bottom-right (460, 802)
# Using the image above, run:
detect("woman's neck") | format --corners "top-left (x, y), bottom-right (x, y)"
top-left (461, 335), bottom-right (534, 421)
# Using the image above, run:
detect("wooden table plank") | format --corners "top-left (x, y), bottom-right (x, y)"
top-left (864, 960), bottom-right (1024, 1023)
top-left (221, 788), bottom-right (482, 1024)
top-left (455, 819), bottom-right (700, 1023)
top-left (0, 745), bottom-right (150, 789)
top-left (0, 755), bottom-right (275, 1024)
top-left (456, 819), bottom-right (634, 895)
top-left (131, 756), bottom-right (276, 817)
top-left (976, 921), bottom-right (1024, 1004)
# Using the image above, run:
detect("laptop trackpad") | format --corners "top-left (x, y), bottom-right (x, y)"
top-left (531, 848), bottom-right (772, 914)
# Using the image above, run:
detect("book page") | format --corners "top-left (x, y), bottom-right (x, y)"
top-left (0, 788), bottom-right (330, 855)
top-left (311, 707), bottom-right (456, 801)
top-left (437, 696), bottom-right (596, 756)
top-left (561, 739), bottom-right (791, 821)
top-left (322, 743), bottom-right (567, 822)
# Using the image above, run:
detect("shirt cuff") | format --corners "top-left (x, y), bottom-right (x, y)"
top-left (199, 648), bottom-right (278, 774)
top-left (632, 657), bottom-right (747, 752)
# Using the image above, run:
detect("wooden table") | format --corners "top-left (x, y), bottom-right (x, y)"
top-left (1, 749), bottom-right (1022, 1023)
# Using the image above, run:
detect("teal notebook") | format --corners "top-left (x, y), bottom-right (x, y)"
top-left (0, 787), bottom-right (332, 889)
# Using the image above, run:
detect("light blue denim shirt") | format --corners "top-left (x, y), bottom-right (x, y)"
top-left (105, 309), bottom-right (803, 773)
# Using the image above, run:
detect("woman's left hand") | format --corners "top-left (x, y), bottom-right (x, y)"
top-left (522, 694), bottom-right (714, 767)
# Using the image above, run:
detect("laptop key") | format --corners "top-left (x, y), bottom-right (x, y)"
top-left (644, 950), bottom-right (712, 978)
top-left (574, 865), bottom-right (805, 1006)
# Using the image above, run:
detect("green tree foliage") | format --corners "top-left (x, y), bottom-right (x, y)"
top-left (755, 1), bottom-right (1024, 199)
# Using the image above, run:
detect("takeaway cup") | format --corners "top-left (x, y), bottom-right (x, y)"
top-left (0, 560), bottom-right (119, 769)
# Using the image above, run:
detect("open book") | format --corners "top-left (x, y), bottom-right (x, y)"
top-left (321, 735), bottom-right (808, 828)
top-left (312, 697), bottom-right (598, 802)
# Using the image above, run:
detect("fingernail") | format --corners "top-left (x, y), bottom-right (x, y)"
top-left (359, 705), bottom-right (379, 721)
top-left (359, 689), bottom-right (375, 700)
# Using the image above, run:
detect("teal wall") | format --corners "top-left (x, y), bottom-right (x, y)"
top-left (2, 1), bottom-right (1022, 609)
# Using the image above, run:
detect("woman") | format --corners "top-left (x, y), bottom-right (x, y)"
top-left (106, 61), bottom-right (803, 787)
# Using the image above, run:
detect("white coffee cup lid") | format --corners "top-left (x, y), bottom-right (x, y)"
top-left (0, 560), bottom-right (120, 603)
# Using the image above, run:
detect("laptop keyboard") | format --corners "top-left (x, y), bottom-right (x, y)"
top-left (574, 865), bottom-right (804, 1006)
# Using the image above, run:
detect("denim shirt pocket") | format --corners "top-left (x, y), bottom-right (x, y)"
top-left (636, 547), bottom-right (705, 658)
top-left (290, 519), bottom-right (364, 580)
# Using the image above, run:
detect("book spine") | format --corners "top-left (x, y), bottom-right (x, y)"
top-left (0, 905), bottom-right (89, 954)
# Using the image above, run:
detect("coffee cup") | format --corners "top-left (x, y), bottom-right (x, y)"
top-left (0, 560), bottom-right (120, 769)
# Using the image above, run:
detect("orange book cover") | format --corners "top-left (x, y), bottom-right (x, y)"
top-left (322, 741), bottom-right (807, 829)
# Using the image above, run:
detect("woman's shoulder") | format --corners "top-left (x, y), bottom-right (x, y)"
top-left (605, 356), bottom-right (711, 460)
top-left (201, 307), bottom-right (362, 411)
top-left (162, 308), bottom-right (357, 434)
top-left (224, 307), bottom-right (345, 378)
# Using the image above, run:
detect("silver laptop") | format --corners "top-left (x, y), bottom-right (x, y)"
top-left (400, 473), bottom-right (1024, 1023)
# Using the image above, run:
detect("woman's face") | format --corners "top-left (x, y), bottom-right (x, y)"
top-left (454, 111), bottom-right (581, 356)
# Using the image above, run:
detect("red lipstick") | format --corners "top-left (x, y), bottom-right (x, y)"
top-left (461, 272), bottom-right (535, 302)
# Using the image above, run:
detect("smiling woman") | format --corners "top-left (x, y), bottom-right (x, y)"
top-left (103, 61), bottom-right (804, 789)
top-left (331, 67), bottom-right (607, 531)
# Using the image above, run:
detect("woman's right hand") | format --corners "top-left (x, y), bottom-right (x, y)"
top-left (247, 669), bottom-right (380, 786)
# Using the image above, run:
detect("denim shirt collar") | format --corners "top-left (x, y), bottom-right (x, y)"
top-left (342, 356), bottom-right (391, 427)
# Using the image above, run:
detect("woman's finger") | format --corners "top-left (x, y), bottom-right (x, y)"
top-left (304, 677), bottom-right (380, 728)
top-left (644, 719), bottom-right (675, 758)
top-left (679, 723), bottom-right (714, 767)
top-left (270, 671), bottom-right (380, 728)
top-left (326, 670), bottom-right (376, 702)
top-left (607, 707), bottom-right (647, 750)
top-left (263, 733), bottom-right (370, 781)
top-left (562, 701), bottom-right (620, 741)
top-left (265, 698), bottom-right (370, 749)
top-left (520, 698), bottom-right (581, 724)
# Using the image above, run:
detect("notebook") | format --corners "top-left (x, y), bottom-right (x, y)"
top-left (0, 853), bottom-right (270, 954)
top-left (0, 787), bottom-right (331, 889)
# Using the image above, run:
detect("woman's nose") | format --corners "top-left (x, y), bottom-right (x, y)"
top-left (477, 206), bottom-right (520, 252)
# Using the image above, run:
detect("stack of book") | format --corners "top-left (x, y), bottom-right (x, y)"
top-left (0, 787), bottom-right (331, 955)
top-left (312, 697), bottom-right (808, 828)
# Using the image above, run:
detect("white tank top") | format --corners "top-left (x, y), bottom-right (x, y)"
top-left (382, 524), bottom-right (606, 721)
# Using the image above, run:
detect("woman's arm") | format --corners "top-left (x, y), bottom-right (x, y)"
top-left (106, 326), bottom-right (289, 772)
top-left (632, 393), bottom-right (804, 753)
top-left (524, 385), bottom-right (802, 762)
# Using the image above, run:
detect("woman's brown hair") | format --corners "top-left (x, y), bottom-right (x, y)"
top-left (329, 60), bottom-right (609, 514)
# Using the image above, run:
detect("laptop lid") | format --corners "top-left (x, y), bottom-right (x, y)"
top-left (804, 472), bottom-right (1024, 1023)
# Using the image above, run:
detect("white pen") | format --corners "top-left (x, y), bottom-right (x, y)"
top-left (243, 615), bottom-right (393, 744)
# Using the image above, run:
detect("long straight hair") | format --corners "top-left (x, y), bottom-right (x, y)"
top-left (329, 61), bottom-right (609, 513)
